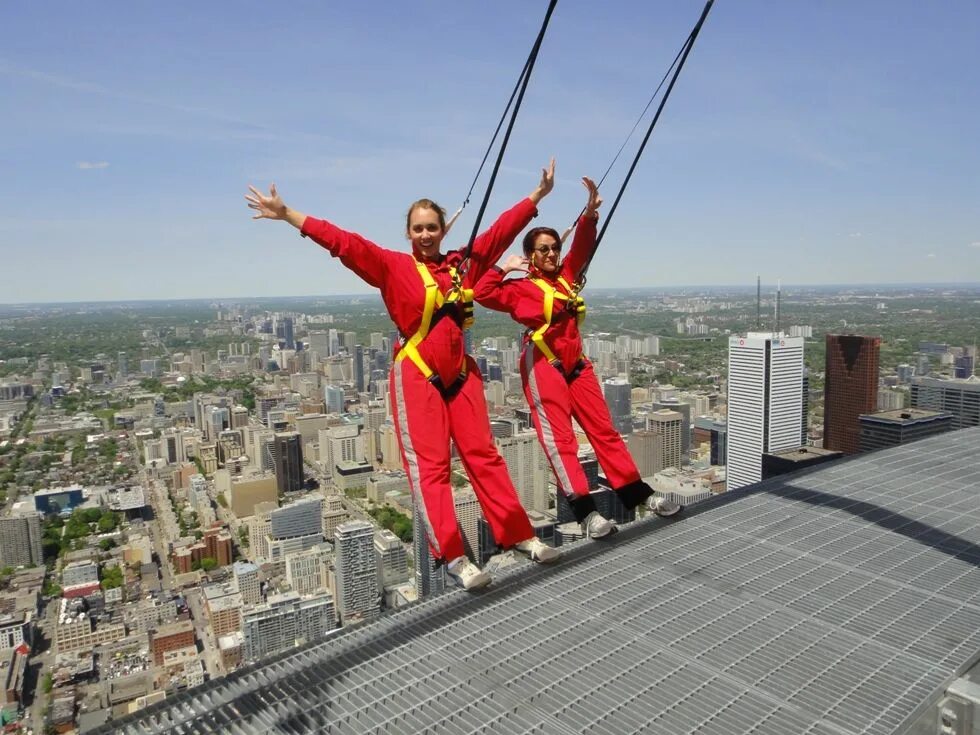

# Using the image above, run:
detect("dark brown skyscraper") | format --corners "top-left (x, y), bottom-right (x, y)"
top-left (824, 334), bottom-right (880, 454)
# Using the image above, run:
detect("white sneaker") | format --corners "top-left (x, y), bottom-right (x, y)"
top-left (647, 495), bottom-right (682, 517)
top-left (582, 511), bottom-right (617, 539)
top-left (446, 556), bottom-right (491, 590)
top-left (514, 536), bottom-right (561, 564)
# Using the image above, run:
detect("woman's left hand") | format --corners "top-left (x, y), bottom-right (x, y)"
top-left (582, 176), bottom-right (602, 218)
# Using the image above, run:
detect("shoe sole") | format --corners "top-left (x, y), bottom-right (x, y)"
top-left (532, 547), bottom-right (561, 564)
top-left (589, 524), bottom-right (618, 540)
top-left (654, 505), bottom-right (683, 518)
top-left (451, 572), bottom-right (491, 591)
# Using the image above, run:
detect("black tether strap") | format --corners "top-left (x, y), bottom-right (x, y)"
top-left (578, 0), bottom-right (715, 285)
top-left (459, 0), bottom-right (559, 276)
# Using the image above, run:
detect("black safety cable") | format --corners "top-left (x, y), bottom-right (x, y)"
top-left (559, 34), bottom-right (689, 242)
top-left (459, 0), bottom-right (559, 274)
top-left (577, 0), bottom-right (715, 286)
top-left (447, 53), bottom-right (533, 232)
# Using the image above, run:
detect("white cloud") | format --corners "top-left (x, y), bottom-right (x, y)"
top-left (970, 241), bottom-right (980, 248)
top-left (926, 252), bottom-right (936, 258)
top-left (76, 161), bottom-right (109, 170)
top-left (848, 232), bottom-right (863, 238)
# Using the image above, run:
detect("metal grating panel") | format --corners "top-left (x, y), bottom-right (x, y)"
top-left (95, 428), bottom-right (980, 735)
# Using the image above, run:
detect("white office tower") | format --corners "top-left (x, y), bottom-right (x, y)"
top-left (727, 333), bottom-right (804, 490)
top-left (453, 489), bottom-right (482, 563)
top-left (285, 544), bottom-right (331, 596)
top-left (241, 591), bottom-right (336, 663)
top-left (233, 561), bottom-right (262, 605)
top-left (333, 521), bottom-right (380, 625)
top-left (374, 529), bottom-right (409, 590)
top-left (414, 504), bottom-right (445, 599)
top-left (496, 430), bottom-right (549, 513)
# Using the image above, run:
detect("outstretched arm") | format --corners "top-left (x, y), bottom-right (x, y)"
top-left (463, 159), bottom-right (555, 286)
top-left (245, 184), bottom-right (389, 287)
top-left (561, 177), bottom-right (602, 283)
top-left (473, 254), bottom-right (528, 314)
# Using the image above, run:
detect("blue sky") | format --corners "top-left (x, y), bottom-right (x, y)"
top-left (1, 1), bottom-right (978, 303)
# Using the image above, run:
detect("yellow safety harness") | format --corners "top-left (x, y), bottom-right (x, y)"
top-left (526, 274), bottom-right (587, 380)
top-left (395, 260), bottom-right (475, 399)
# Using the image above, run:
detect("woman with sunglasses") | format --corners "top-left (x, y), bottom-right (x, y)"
top-left (474, 177), bottom-right (681, 538)
top-left (245, 162), bottom-right (560, 591)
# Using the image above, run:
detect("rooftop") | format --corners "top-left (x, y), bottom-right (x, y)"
top-left (863, 408), bottom-right (953, 424)
top-left (96, 428), bottom-right (980, 735)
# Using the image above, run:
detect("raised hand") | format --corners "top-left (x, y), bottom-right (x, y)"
top-left (245, 184), bottom-right (288, 220)
top-left (530, 158), bottom-right (556, 204)
top-left (582, 177), bottom-right (602, 218)
top-left (501, 254), bottom-right (530, 275)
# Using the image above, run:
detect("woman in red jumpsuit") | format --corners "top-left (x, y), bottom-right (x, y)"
top-left (473, 177), bottom-right (682, 538)
top-left (246, 165), bottom-right (560, 590)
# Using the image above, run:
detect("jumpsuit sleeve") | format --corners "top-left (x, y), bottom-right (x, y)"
top-left (300, 216), bottom-right (391, 288)
top-left (462, 198), bottom-right (538, 287)
top-left (560, 213), bottom-right (598, 284)
top-left (472, 266), bottom-right (524, 315)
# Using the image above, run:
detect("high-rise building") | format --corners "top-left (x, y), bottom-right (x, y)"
top-left (333, 521), bottom-right (380, 625)
top-left (241, 591), bottom-right (336, 663)
top-left (453, 489), bottom-right (482, 563)
top-left (823, 334), bottom-right (880, 455)
top-left (602, 378), bottom-right (633, 435)
top-left (285, 544), bottom-right (331, 596)
top-left (651, 399), bottom-right (690, 457)
top-left (270, 496), bottom-right (323, 540)
top-left (374, 530), bottom-right (409, 590)
top-left (0, 509), bottom-right (44, 568)
top-left (910, 375), bottom-right (980, 430)
top-left (645, 410), bottom-right (683, 471)
top-left (414, 504), bottom-right (445, 599)
top-left (954, 354), bottom-right (975, 379)
top-left (324, 385), bottom-right (345, 415)
top-left (233, 561), bottom-right (262, 605)
top-left (353, 345), bottom-right (365, 393)
top-left (272, 432), bottom-right (304, 494)
top-left (496, 431), bottom-right (549, 513)
top-left (858, 409), bottom-right (954, 452)
top-left (726, 333), bottom-right (804, 491)
top-left (117, 351), bottom-right (128, 379)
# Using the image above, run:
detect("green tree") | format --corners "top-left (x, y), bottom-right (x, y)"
top-left (199, 557), bottom-right (218, 572)
top-left (101, 565), bottom-right (123, 590)
top-left (99, 538), bottom-right (116, 552)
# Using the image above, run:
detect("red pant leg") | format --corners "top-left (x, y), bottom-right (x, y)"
top-left (448, 356), bottom-right (534, 548)
top-left (390, 359), bottom-right (466, 562)
top-left (568, 359), bottom-right (642, 489)
top-left (521, 345), bottom-right (590, 499)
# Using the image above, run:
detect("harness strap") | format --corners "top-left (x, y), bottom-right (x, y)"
top-left (526, 275), bottom-right (586, 368)
top-left (395, 260), bottom-right (471, 398)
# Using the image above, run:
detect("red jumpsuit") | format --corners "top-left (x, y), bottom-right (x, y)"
top-left (473, 214), bottom-right (653, 522)
top-left (300, 199), bottom-right (537, 562)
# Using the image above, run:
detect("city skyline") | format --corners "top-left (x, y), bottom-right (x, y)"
top-left (2, 1), bottom-right (979, 302)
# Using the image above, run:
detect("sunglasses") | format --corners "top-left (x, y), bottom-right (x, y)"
top-left (533, 244), bottom-right (562, 254)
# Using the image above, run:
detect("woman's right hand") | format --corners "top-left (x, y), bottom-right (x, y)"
top-left (246, 184), bottom-right (288, 220)
top-left (582, 176), bottom-right (602, 219)
top-left (529, 158), bottom-right (555, 204)
top-left (501, 254), bottom-right (529, 275)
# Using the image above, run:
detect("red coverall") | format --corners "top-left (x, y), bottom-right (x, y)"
top-left (300, 199), bottom-right (537, 562)
top-left (473, 214), bottom-right (653, 522)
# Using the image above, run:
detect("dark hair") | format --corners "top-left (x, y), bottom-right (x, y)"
top-left (522, 226), bottom-right (562, 257)
top-left (405, 199), bottom-right (447, 232)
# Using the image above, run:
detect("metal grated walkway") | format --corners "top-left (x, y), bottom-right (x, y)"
top-left (95, 428), bottom-right (980, 734)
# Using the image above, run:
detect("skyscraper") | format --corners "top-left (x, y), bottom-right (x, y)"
top-left (333, 521), bottom-right (380, 625)
top-left (374, 529), bottom-right (409, 590)
top-left (241, 591), bottom-right (335, 662)
top-left (453, 489), bottom-right (482, 563)
top-left (823, 334), bottom-right (880, 455)
top-left (272, 432), bottom-right (304, 494)
top-left (413, 504), bottom-right (445, 599)
top-left (910, 375), bottom-right (980, 430)
top-left (353, 345), bottom-right (365, 393)
top-left (496, 430), bottom-right (549, 513)
top-left (0, 509), bottom-right (44, 567)
top-left (602, 378), bottom-right (633, 435)
top-left (645, 409), bottom-right (683, 471)
top-left (727, 333), bottom-right (804, 490)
